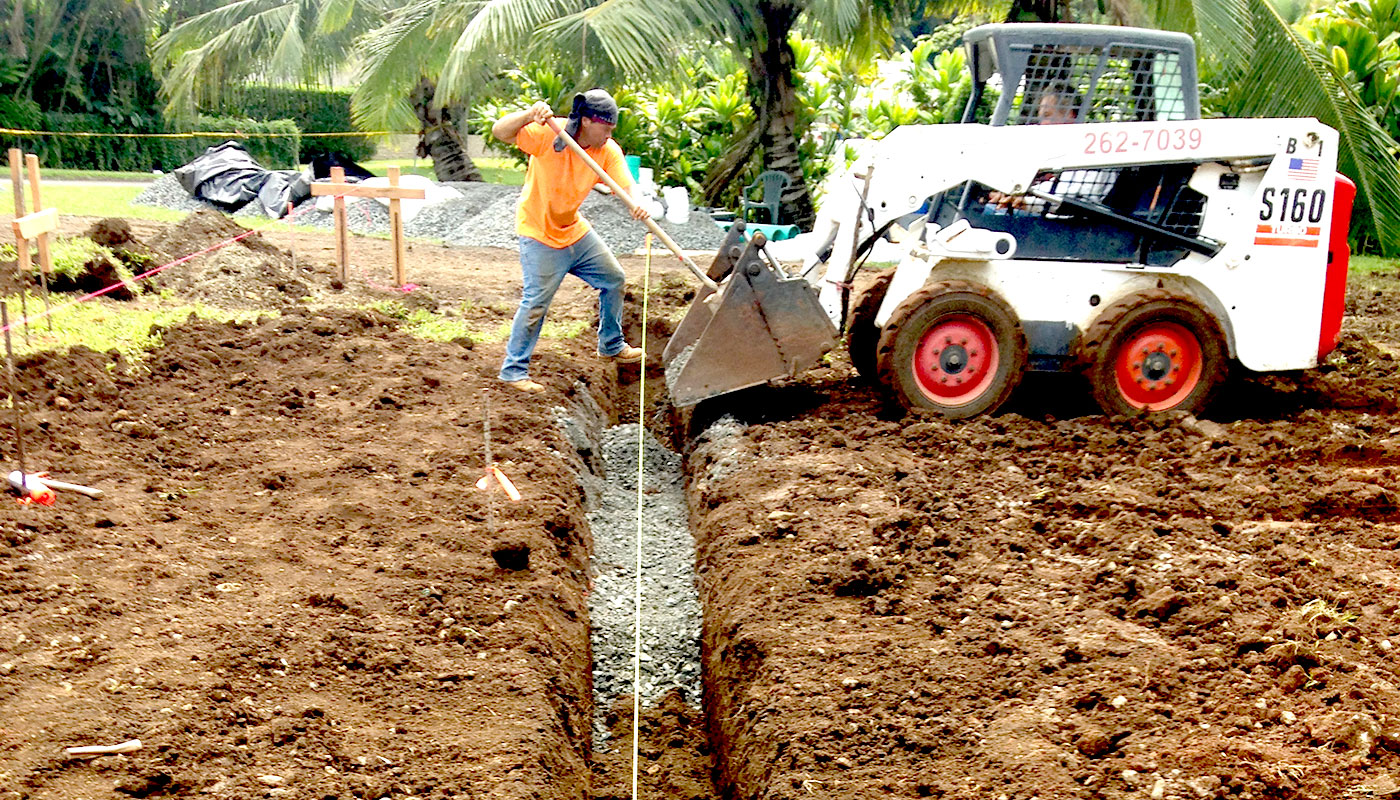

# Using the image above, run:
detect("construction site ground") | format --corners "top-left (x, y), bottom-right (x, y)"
top-left (0, 211), bottom-right (1397, 800)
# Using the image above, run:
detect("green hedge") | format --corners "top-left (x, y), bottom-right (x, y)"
top-left (0, 96), bottom-right (42, 131)
top-left (0, 114), bottom-right (301, 171)
top-left (206, 86), bottom-right (377, 162)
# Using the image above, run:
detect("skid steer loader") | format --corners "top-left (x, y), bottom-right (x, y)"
top-left (663, 22), bottom-right (1356, 418)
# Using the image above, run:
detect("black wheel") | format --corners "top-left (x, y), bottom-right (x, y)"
top-left (874, 281), bottom-right (1027, 418)
top-left (1080, 291), bottom-right (1228, 416)
top-left (846, 268), bottom-right (895, 383)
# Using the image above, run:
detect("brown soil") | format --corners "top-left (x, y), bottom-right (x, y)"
top-left (0, 208), bottom-right (1397, 800)
top-left (687, 282), bottom-right (1400, 799)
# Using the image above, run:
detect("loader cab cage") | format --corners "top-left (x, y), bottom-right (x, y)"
top-left (926, 162), bottom-right (1215, 266)
top-left (962, 24), bottom-right (1201, 127)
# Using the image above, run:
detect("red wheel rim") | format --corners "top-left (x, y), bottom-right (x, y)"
top-left (911, 314), bottom-right (999, 405)
top-left (1113, 321), bottom-right (1204, 410)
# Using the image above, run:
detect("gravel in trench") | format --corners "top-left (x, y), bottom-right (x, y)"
top-left (584, 424), bottom-right (701, 748)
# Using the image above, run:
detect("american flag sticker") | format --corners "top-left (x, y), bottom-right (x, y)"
top-left (1287, 157), bottom-right (1319, 181)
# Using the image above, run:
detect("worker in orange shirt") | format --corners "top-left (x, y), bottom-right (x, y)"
top-left (491, 89), bottom-right (649, 392)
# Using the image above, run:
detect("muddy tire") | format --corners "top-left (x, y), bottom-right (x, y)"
top-left (847, 268), bottom-right (895, 383)
top-left (874, 281), bottom-right (1027, 418)
top-left (1080, 291), bottom-right (1228, 416)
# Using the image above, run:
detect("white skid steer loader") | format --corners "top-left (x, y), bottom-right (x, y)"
top-left (662, 23), bottom-right (1355, 418)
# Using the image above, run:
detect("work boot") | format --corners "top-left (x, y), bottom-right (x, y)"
top-left (599, 345), bottom-right (643, 364)
top-left (503, 378), bottom-right (545, 393)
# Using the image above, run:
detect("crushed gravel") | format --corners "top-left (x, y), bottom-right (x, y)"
top-left (134, 174), bottom-right (226, 214)
top-left (135, 173), bottom-right (728, 254)
top-left (580, 423), bottom-right (700, 748)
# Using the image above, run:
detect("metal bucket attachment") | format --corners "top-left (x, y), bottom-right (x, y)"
top-left (662, 220), bottom-right (748, 365)
top-left (664, 232), bottom-right (838, 407)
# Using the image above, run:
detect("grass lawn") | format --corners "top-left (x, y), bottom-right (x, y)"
top-left (25, 169), bottom-right (163, 182)
top-left (1350, 254), bottom-right (1398, 275)
top-left (0, 183), bottom-right (188, 222)
top-left (1, 156), bottom-right (525, 225)
top-left (1, 292), bottom-right (266, 362)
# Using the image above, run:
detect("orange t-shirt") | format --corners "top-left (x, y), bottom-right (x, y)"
top-left (514, 121), bottom-right (634, 248)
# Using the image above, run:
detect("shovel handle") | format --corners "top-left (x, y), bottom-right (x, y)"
top-left (543, 117), bottom-right (717, 292)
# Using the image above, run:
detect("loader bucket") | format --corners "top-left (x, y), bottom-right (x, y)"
top-left (662, 220), bottom-right (749, 365)
top-left (664, 231), bottom-right (838, 407)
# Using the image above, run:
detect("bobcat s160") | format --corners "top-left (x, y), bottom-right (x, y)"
top-left (662, 23), bottom-right (1355, 418)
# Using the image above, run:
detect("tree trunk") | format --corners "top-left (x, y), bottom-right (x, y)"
top-left (748, 11), bottom-right (813, 229)
top-left (7, 0), bottom-right (26, 61)
top-left (411, 78), bottom-right (482, 182)
top-left (701, 7), bottom-right (814, 228)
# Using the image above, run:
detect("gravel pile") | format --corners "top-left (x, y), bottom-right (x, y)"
top-left (133, 174), bottom-right (225, 213)
top-left (583, 424), bottom-right (700, 748)
top-left (135, 172), bottom-right (729, 253)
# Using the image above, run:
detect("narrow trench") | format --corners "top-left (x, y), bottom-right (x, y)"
top-left (561, 383), bottom-right (719, 799)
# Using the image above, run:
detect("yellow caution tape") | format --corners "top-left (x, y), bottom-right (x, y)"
top-left (0, 127), bottom-right (407, 139)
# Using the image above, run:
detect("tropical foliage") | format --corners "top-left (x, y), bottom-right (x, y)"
top-left (2, 0), bottom-right (162, 129)
top-left (151, 0), bottom-right (384, 118)
top-left (1187, 0), bottom-right (1400, 253)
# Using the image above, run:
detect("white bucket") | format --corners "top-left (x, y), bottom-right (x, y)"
top-left (662, 186), bottom-right (690, 224)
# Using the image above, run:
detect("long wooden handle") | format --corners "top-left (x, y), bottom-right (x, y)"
top-left (543, 117), bottom-right (717, 292)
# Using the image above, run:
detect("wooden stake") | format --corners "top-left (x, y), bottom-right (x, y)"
top-left (311, 169), bottom-right (423, 289)
top-left (331, 167), bottom-right (348, 283)
top-left (2, 304), bottom-right (26, 480)
top-left (287, 202), bottom-right (296, 273)
top-left (8, 149), bottom-right (24, 217)
top-left (388, 166), bottom-right (406, 287)
top-left (8, 150), bottom-right (28, 346)
top-left (23, 155), bottom-right (52, 332)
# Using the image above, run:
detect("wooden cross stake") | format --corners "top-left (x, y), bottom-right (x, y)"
top-left (8, 150), bottom-right (56, 331)
top-left (310, 166), bottom-right (425, 287)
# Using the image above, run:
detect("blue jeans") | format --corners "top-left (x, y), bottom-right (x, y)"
top-left (499, 231), bottom-right (627, 381)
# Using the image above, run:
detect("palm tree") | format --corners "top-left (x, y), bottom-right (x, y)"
top-left (352, 0), bottom-right (923, 228)
top-left (151, 0), bottom-right (489, 180)
top-left (347, 0), bottom-right (494, 181)
top-left (151, 0), bottom-right (382, 119)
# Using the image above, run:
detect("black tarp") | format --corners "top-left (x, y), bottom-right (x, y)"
top-left (310, 152), bottom-right (375, 181)
top-left (174, 141), bottom-right (311, 218)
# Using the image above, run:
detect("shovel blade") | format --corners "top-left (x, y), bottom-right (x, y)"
top-left (666, 236), bottom-right (837, 407)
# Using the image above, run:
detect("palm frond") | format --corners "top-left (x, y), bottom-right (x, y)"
top-left (268, 3), bottom-right (309, 80)
top-left (152, 0), bottom-right (286, 69)
top-left (353, 0), bottom-right (441, 131)
top-left (803, 0), bottom-right (868, 42)
top-left (525, 0), bottom-right (701, 84)
top-left (1188, 0), bottom-right (1253, 67)
top-left (316, 0), bottom-right (358, 34)
top-left (1228, 0), bottom-right (1400, 252)
top-left (158, 4), bottom-right (299, 115)
top-left (435, 0), bottom-right (584, 103)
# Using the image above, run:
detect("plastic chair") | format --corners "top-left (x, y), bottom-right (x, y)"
top-left (740, 170), bottom-right (791, 224)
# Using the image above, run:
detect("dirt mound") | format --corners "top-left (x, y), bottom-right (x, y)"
top-left (84, 217), bottom-right (171, 281)
top-left (0, 306), bottom-right (621, 800)
top-left (146, 211), bottom-right (312, 308)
